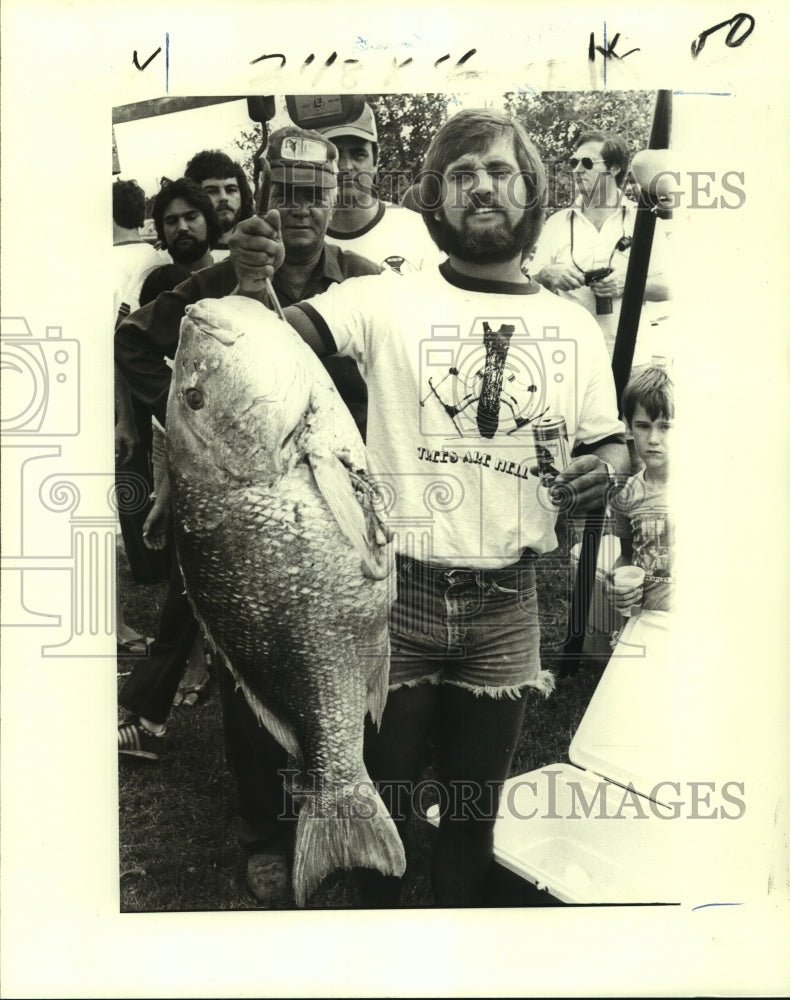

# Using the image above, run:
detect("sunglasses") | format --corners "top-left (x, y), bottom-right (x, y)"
top-left (569, 156), bottom-right (606, 170)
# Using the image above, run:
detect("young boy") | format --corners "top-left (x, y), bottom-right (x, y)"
top-left (607, 366), bottom-right (674, 617)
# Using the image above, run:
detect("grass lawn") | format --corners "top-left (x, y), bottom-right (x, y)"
top-left (117, 513), bottom-right (610, 912)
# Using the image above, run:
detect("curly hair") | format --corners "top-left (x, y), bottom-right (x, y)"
top-left (183, 149), bottom-right (254, 221)
top-left (112, 179), bottom-right (146, 229)
top-left (151, 177), bottom-right (223, 249)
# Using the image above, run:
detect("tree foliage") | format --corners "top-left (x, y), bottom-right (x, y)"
top-left (233, 124), bottom-right (268, 187)
top-left (365, 93), bottom-right (450, 202)
top-left (231, 90), bottom-right (659, 209)
top-left (504, 90), bottom-right (657, 211)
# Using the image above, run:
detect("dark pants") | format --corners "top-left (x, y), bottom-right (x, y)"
top-left (356, 682), bottom-right (528, 907)
top-left (218, 666), bottom-right (295, 855)
top-left (116, 400), bottom-right (170, 585)
top-left (118, 555), bottom-right (198, 724)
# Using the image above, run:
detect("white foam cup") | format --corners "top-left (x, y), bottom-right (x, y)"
top-left (612, 565), bottom-right (646, 617)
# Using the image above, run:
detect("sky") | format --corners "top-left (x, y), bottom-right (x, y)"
top-left (111, 91), bottom-right (493, 200)
top-left (112, 96), bottom-right (293, 197)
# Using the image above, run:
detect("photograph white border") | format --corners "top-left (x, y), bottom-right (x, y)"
top-left (2, 2), bottom-right (789, 996)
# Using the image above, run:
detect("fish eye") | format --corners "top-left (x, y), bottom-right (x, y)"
top-left (185, 388), bottom-right (204, 410)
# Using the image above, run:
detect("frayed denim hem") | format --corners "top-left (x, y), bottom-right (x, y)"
top-left (445, 667), bottom-right (556, 700)
top-left (389, 668), bottom-right (556, 700)
top-left (389, 671), bottom-right (443, 692)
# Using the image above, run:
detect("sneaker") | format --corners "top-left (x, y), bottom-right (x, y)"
top-left (118, 719), bottom-right (165, 760)
top-left (245, 852), bottom-right (293, 906)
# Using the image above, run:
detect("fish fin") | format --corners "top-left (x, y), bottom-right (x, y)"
top-left (309, 453), bottom-right (393, 581)
top-left (291, 779), bottom-right (407, 907)
top-left (229, 670), bottom-right (301, 759)
top-left (365, 631), bottom-right (391, 729)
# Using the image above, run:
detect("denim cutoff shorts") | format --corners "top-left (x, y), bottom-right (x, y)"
top-left (389, 552), bottom-right (553, 698)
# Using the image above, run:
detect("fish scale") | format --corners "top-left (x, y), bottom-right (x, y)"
top-left (166, 295), bottom-right (405, 905)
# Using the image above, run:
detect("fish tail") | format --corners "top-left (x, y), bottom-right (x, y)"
top-left (291, 780), bottom-right (406, 907)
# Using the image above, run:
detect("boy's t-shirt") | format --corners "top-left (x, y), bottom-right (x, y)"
top-left (614, 468), bottom-right (674, 612)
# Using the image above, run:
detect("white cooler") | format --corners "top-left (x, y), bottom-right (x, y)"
top-left (426, 611), bottom-right (734, 905)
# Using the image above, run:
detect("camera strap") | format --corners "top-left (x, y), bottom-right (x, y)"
top-left (570, 206), bottom-right (627, 274)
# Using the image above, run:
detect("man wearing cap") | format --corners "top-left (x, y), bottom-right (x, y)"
top-left (315, 101), bottom-right (443, 274)
top-left (115, 126), bottom-right (383, 904)
top-left (116, 127), bottom-right (380, 437)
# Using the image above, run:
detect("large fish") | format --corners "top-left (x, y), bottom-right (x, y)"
top-left (165, 295), bottom-right (405, 905)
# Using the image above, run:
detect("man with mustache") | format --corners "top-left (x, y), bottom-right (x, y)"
top-left (138, 176), bottom-right (221, 300)
top-left (229, 107), bottom-right (629, 908)
top-left (184, 149), bottom-right (254, 252)
top-left (314, 101), bottom-right (442, 274)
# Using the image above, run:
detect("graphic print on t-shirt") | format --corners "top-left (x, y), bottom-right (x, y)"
top-left (419, 318), bottom-right (576, 440)
top-left (381, 254), bottom-right (413, 274)
top-left (631, 509), bottom-right (673, 581)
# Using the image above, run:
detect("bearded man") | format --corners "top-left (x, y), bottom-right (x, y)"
top-left (184, 149), bottom-right (254, 251)
top-left (228, 107), bottom-right (629, 908)
top-left (137, 177), bottom-right (221, 301)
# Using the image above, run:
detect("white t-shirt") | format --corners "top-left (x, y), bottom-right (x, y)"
top-left (324, 202), bottom-right (444, 274)
top-left (113, 242), bottom-right (162, 317)
top-left (528, 201), bottom-right (672, 361)
top-left (297, 264), bottom-right (624, 567)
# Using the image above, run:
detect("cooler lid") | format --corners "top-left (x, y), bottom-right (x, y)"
top-left (569, 610), bottom-right (682, 807)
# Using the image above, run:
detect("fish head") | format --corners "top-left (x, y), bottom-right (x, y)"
top-left (167, 296), bottom-right (313, 485)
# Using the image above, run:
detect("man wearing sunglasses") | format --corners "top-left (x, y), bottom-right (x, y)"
top-left (529, 130), bottom-right (670, 360)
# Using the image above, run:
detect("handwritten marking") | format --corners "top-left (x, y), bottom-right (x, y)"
top-left (302, 51), bottom-right (338, 84)
top-left (132, 47), bottom-right (161, 71)
top-left (691, 902), bottom-right (744, 911)
top-left (591, 30), bottom-right (641, 63)
top-left (354, 36), bottom-right (395, 52)
top-left (250, 52), bottom-right (286, 66)
top-left (673, 90), bottom-right (732, 96)
top-left (588, 25), bottom-right (641, 86)
top-left (380, 54), bottom-right (413, 87)
top-left (691, 13), bottom-right (755, 58)
top-left (434, 49), bottom-right (477, 70)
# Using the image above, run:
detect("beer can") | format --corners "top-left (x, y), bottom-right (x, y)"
top-left (532, 415), bottom-right (570, 487)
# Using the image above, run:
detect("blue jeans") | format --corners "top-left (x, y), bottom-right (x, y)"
top-left (390, 553), bottom-right (552, 698)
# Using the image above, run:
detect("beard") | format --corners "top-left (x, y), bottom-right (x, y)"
top-left (435, 206), bottom-right (536, 265)
top-left (216, 202), bottom-right (239, 234)
top-left (170, 234), bottom-right (211, 265)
